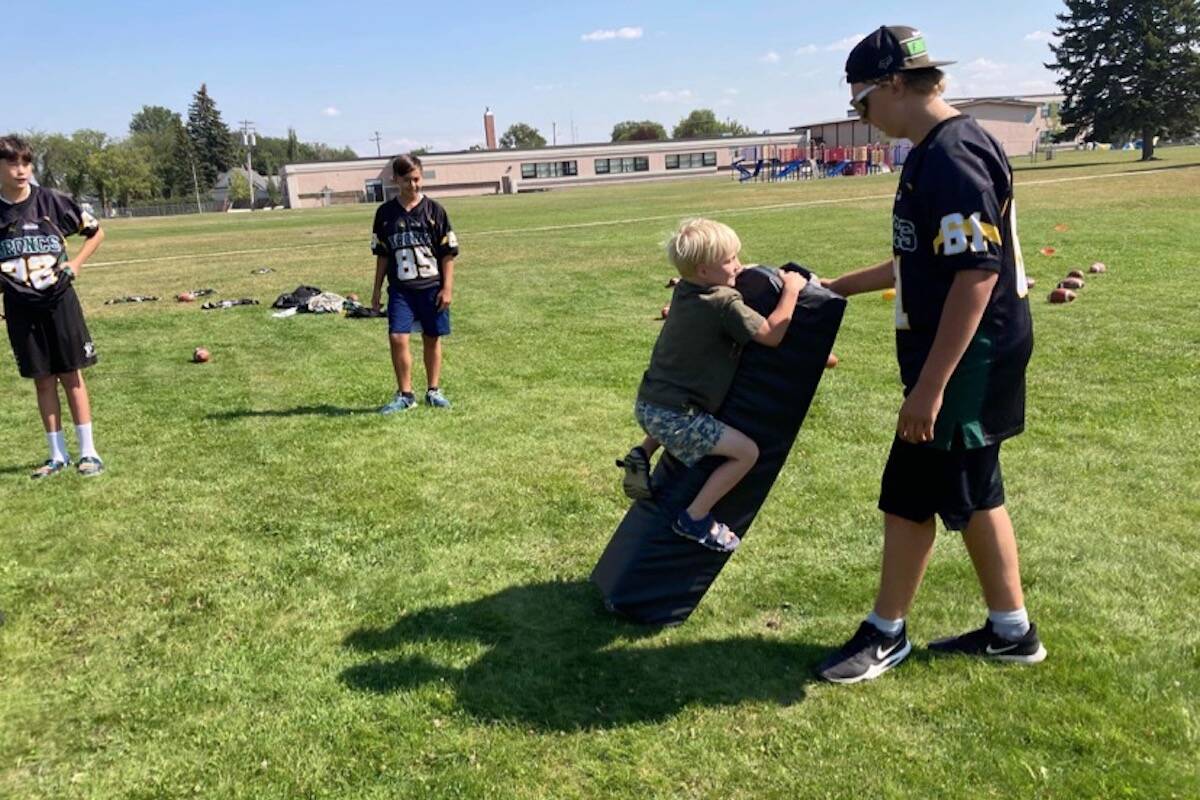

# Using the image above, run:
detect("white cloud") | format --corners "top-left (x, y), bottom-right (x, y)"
top-left (640, 89), bottom-right (695, 103)
top-left (723, 88), bottom-right (740, 96)
top-left (759, 50), bottom-right (781, 64)
top-left (321, 106), bottom-right (340, 117)
top-left (795, 44), bottom-right (819, 55)
top-left (1025, 30), bottom-right (1056, 42)
top-left (826, 33), bottom-right (865, 52)
top-left (581, 26), bottom-right (643, 42)
top-left (964, 57), bottom-right (1005, 76)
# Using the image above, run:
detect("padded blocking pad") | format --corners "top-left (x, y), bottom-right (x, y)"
top-left (591, 265), bottom-right (846, 625)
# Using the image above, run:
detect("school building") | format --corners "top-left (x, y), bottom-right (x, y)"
top-left (795, 94), bottom-right (1062, 155)
top-left (279, 95), bottom-right (1062, 209)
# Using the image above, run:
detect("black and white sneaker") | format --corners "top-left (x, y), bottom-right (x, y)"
top-left (928, 619), bottom-right (1047, 664)
top-left (816, 620), bottom-right (912, 684)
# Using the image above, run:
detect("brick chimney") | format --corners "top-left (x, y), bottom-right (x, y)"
top-left (484, 107), bottom-right (497, 150)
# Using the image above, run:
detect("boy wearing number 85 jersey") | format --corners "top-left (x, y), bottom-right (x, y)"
top-left (1, 135), bottom-right (107, 478)
top-left (816, 27), bottom-right (1044, 684)
top-left (370, 154), bottom-right (459, 413)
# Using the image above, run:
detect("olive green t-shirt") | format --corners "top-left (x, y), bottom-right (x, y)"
top-left (637, 280), bottom-right (766, 413)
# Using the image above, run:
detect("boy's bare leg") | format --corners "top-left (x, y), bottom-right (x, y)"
top-left (640, 436), bottom-right (660, 458)
top-left (33, 375), bottom-right (63, 432)
top-left (961, 505), bottom-right (1025, 612)
top-left (422, 335), bottom-right (441, 389)
top-left (685, 426), bottom-right (758, 519)
top-left (873, 513), bottom-right (937, 620)
top-left (388, 333), bottom-right (413, 393)
top-left (59, 370), bottom-right (92, 426)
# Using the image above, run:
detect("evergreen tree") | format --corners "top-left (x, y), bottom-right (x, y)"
top-left (1048, 0), bottom-right (1200, 160)
top-left (186, 84), bottom-right (236, 189)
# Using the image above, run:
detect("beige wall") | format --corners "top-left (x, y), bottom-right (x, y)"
top-left (281, 134), bottom-right (804, 208)
top-left (957, 102), bottom-right (1049, 157)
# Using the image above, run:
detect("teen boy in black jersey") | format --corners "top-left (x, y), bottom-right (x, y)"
top-left (1, 135), bottom-right (106, 478)
top-left (370, 155), bottom-right (458, 413)
top-left (816, 28), bottom-right (1045, 683)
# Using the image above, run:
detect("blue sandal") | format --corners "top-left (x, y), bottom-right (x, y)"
top-left (672, 511), bottom-right (740, 553)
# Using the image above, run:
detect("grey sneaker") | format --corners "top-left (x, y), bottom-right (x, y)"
top-left (425, 388), bottom-right (451, 409)
top-left (77, 456), bottom-right (105, 478)
top-left (31, 458), bottom-right (72, 480)
top-left (817, 621), bottom-right (912, 684)
top-left (380, 393), bottom-right (417, 415)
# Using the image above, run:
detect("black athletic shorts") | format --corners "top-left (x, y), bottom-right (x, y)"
top-left (878, 436), bottom-right (1005, 531)
top-left (3, 286), bottom-right (97, 379)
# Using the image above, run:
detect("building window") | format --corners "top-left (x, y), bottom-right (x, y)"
top-left (520, 160), bottom-right (578, 179)
top-left (665, 151), bottom-right (717, 169)
top-left (364, 179), bottom-right (384, 202)
top-left (595, 156), bottom-right (649, 174)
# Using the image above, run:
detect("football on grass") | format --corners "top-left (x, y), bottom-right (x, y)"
top-left (192, 347), bottom-right (211, 363)
top-left (1049, 288), bottom-right (1076, 303)
top-left (1058, 277), bottom-right (1085, 290)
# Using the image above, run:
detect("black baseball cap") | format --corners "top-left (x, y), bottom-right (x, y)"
top-left (845, 26), bottom-right (955, 84)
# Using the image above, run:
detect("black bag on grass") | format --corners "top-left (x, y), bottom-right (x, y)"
top-left (591, 264), bottom-right (846, 625)
top-left (272, 285), bottom-right (322, 309)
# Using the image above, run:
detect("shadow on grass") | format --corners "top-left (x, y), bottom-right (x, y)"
top-left (0, 463), bottom-right (31, 475)
top-left (340, 579), bottom-right (825, 731)
top-left (205, 404), bottom-right (377, 420)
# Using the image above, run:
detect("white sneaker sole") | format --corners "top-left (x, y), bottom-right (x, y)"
top-left (822, 639), bottom-right (912, 684)
top-left (992, 644), bottom-right (1047, 664)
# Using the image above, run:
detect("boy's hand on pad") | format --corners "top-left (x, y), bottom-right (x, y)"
top-left (781, 271), bottom-right (807, 293)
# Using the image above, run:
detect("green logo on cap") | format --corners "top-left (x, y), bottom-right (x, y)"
top-left (903, 37), bottom-right (927, 57)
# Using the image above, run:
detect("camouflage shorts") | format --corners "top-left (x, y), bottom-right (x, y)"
top-left (634, 400), bottom-right (726, 467)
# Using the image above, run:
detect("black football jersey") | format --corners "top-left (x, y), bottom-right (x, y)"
top-left (0, 186), bottom-right (99, 307)
top-left (370, 195), bottom-right (458, 292)
top-left (891, 115), bottom-right (1033, 450)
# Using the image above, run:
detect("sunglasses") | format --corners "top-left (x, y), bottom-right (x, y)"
top-left (850, 83), bottom-right (881, 117)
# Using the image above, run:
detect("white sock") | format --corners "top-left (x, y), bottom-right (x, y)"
top-left (47, 430), bottom-right (68, 463)
top-left (988, 607), bottom-right (1030, 640)
top-left (75, 422), bottom-right (99, 460)
top-left (866, 610), bottom-right (905, 636)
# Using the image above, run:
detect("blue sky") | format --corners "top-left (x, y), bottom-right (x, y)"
top-left (20, 1), bottom-right (1063, 156)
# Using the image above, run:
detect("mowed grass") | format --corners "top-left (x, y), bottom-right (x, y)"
top-left (1, 148), bottom-right (1198, 799)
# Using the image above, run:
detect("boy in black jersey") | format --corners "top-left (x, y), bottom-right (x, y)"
top-left (370, 155), bottom-right (458, 413)
top-left (1, 135), bottom-right (106, 478)
top-left (815, 28), bottom-right (1045, 683)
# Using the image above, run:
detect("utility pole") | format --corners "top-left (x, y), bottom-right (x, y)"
top-left (552, 121), bottom-right (557, 146)
top-left (370, 131), bottom-right (383, 157)
top-left (239, 120), bottom-right (256, 209)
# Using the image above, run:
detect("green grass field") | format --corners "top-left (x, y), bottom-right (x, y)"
top-left (2, 147), bottom-right (1198, 799)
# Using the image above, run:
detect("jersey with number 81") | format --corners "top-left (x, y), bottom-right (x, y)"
top-left (889, 115), bottom-right (1033, 449)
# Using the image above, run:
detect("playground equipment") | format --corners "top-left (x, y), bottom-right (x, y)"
top-left (731, 140), bottom-right (912, 183)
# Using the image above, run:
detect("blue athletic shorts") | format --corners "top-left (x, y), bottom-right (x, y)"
top-left (387, 285), bottom-right (450, 336)
top-left (634, 399), bottom-right (725, 467)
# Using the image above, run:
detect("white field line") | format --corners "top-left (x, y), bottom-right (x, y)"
top-left (87, 164), bottom-right (1199, 269)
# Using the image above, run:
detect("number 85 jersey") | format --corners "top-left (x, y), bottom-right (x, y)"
top-left (370, 194), bottom-right (458, 292)
top-left (0, 186), bottom-right (99, 307)
top-left (891, 115), bottom-right (1033, 449)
